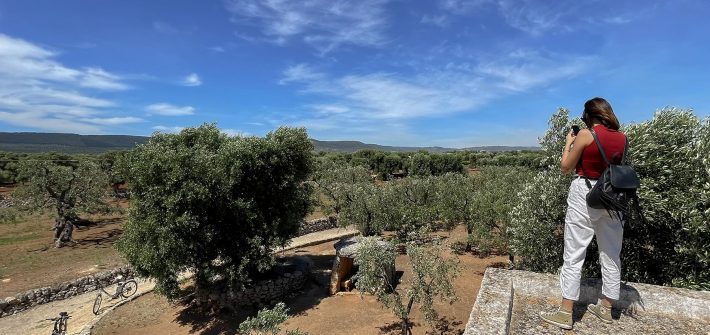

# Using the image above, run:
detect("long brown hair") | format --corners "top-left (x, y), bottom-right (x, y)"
top-left (583, 97), bottom-right (620, 130)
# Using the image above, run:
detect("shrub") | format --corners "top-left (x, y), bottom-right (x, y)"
top-left (116, 125), bottom-right (314, 299)
top-left (508, 107), bottom-right (710, 289)
top-left (468, 166), bottom-right (535, 256)
top-left (356, 238), bottom-right (459, 335)
top-left (337, 173), bottom-right (477, 241)
top-left (507, 108), bottom-right (572, 271)
top-left (311, 157), bottom-right (372, 215)
top-left (623, 109), bottom-right (709, 289)
top-left (238, 302), bottom-right (308, 335)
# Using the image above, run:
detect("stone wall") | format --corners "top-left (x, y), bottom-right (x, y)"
top-left (296, 216), bottom-right (337, 237)
top-left (0, 196), bottom-right (11, 209)
top-left (0, 217), bottom-right (331, 317)
top-left (215, 256), bottom-right (311, 309)
top-left (0, 267), bottom-right (134, 318)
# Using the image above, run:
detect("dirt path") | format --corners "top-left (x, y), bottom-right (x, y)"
top-left (0, 227), bottom-right (358, 335)
top-left (0, 279), bottom-right (155, 335)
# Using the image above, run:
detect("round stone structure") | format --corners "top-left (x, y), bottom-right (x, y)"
top-left (329, 236), bottom-right (395, 295)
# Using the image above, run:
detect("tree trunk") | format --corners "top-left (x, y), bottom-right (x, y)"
top-left (54, 219), bottom-right (74, 248)
top-left (400, 296), bottom-right (415, 335)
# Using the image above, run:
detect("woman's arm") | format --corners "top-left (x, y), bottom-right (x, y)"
top-left (560, 129), bottom-right (593, 174)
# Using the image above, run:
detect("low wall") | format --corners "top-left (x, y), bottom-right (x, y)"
top-left (296, 216), bottom-right (338, 237)
top-left (0, 267), bottom-right (134, 318)
top-left (215, 256), bottom-right (312, 309)
top-left (0, 217), bottom-right (334, 317)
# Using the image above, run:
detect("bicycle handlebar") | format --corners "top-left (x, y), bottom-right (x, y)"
top-left (45, 316), bottom-right (71, 321)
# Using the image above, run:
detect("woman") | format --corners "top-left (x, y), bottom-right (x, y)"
top-left (540, 97), bottom-right (627, 330)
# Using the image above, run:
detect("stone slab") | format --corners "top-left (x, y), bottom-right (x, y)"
top-left (464, 268), bottom-right (710, 335)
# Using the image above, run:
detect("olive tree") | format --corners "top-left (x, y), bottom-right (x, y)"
top-left (623, 109), bottom-right (709, 289)
top-left (508, 107), bottom-right (710, 289)
top-left (337, 182), bottom-right (384, 236)
top-left (311, 157), bottom-right (371, 215)
top-left (116, 125), bottom-right (314, 299)
top-left (468, 166), bottom-right (535, 256)
top-left (507, 108), bottom-right (578, 271)
top-left (356, 237), bottom-right (459, 335)
top-left (11, 158), bottom-right (113, 247)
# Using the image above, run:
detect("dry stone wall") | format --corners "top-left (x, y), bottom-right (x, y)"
top-left (0, 217), bottom-right (332, 317)
top-left (0, 267), bottom-right (134, 318)
top-left (296, 216), bottom-right (337, 236)
top-left (215, 256), bottom-right (311, 309)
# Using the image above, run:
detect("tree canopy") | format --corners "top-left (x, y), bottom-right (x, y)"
top-left (116, 125), bottom-right (314, 298)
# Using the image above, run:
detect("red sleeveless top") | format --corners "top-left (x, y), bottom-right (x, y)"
top-left (575, 125), bottom-right (627, 179)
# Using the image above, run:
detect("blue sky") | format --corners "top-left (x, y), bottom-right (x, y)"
top-left (0, 0), bottom-right (708, 147)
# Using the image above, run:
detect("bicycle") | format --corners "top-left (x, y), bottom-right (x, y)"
top-left (46, 311), bottom-right (70, 335)
top-left (92, 275), bottom-right (138, 315)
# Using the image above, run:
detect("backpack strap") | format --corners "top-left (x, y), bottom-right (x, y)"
top-left (589, 129), bottom-right (611, 167)
top-left (621, 135), bottom-right (629, 165)
top-left (589, 128), bottom-right (628, 166)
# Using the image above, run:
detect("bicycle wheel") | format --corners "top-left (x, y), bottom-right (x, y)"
top-left (121, 280), bottom-right (138, 298)
top-left (92, 294), bottom-right (102, 315)
top-left (59, 318), bottom-right (68, 334)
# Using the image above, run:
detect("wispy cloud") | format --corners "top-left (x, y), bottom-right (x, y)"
top-left (224, 0), bottom-right (391, 54)
top-left (145, 103), bottom-right (195, 116)
top-left (181, 73), bottom-right (202, 86)
top-left (602, 15), bottom-right (632, 24)
top-left (81, 116), bottom-right (144, 125)
top-left (0, 33), bottom-right (132, 133)
top-left (439, 0), bottom-right (492, 14)
top-left (439, 0), bottom-right (637, 36)
top-left (420, 15), bottom-right (449, 28)
top-left (152, 125), bottom-right (184, 133)
top-left (278, 49), bottom-right (595, 135)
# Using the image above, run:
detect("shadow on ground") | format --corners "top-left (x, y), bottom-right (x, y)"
top-left (171, 254), bottom-right (335, 335)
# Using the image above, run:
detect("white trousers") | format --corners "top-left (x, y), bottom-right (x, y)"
top-left (560, 177), bottom-right (624, 301)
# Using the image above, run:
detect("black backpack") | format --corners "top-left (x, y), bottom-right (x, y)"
top-left (584, 129), bottom-right (642, 222)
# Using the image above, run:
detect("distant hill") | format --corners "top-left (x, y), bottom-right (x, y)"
top-left (0, 132), bottom-right (539, 153)
top-left (0, 132), bottom-right (149, 153)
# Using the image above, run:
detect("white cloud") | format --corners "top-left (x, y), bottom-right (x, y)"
top-left (440, 0), bottom-right (492, 14)
top-left (0, 33), bottom-right (133, 133)
top-left (81, 116), bottom-right (144, 125)
top-left (80, 68), bottom-right (131, 90)
top-left (421, 15), bottom-right (449, 28)
top-left (279, 64), bottom-right (324, 85)
top-left (181, 73), bottom-right (202, 87)
top-left (279, 50), bottom-right (594, 134)
top-left (225, 0), bottom-right (391, 53)
top-left (152, 125), bottom-right (184, 133)
top-left (145, 103), bottom-right (196, 116)
top-left (0, 111), bottom-right (102, 133)
top-left (602, 15), bottom-right (632, 24)
top-left (439, 0), bottom-right (638, 36)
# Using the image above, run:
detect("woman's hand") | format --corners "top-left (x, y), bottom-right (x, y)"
top-left (565, 129), bottom-right (576, 145)
top-left (560, 128), bottom-right (593, 174)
